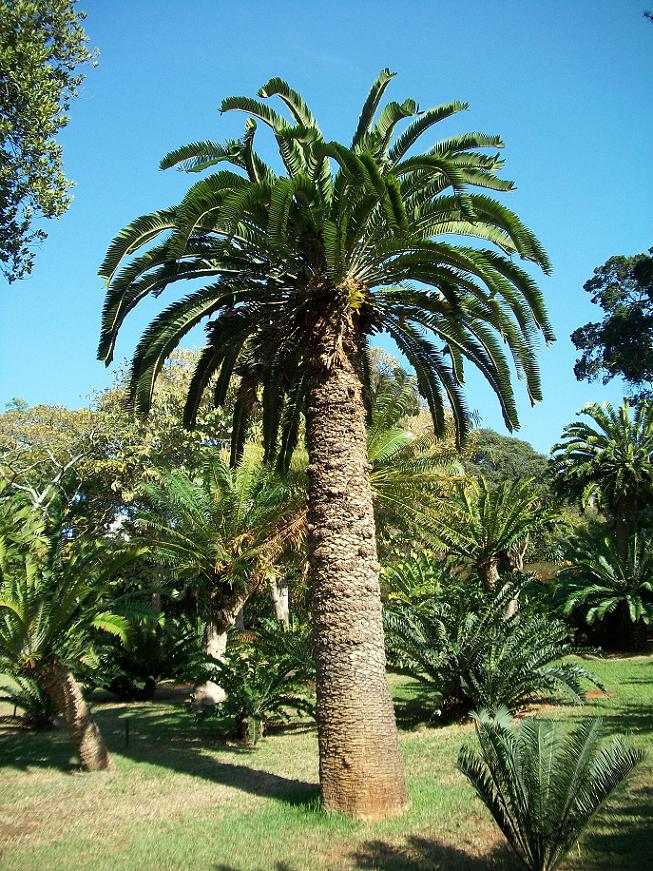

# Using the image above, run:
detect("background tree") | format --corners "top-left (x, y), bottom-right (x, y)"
top-left (571, 250), bottom-right (653, 402)
top-left (97, 71), bottom-right (552, 820)
top-left (465, 428), bottom-right (549, 487)
top-left (550, 400), bottom-right (653, 558)
top-left (0, 0), bottom-right (97, 281)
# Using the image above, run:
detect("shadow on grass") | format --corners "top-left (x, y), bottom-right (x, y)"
top-left (0, 699), bottom-right (319, 810)
top-left (350, 837), bottom-right (519, 870)
top-left (575, 783), bottom-right (653, 871)
top-left (104, 701), bottom-right (319, 807)
top-left (211, 837), bottom-right (519, 871)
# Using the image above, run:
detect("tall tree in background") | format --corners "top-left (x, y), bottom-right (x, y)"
top-left (571, 250), bottom-right (653, 402)
top-left (551, 401), bottom-right (653, 557)
top-left (98, 71), bottom-right (552, 819)
top-left (0, 0), bottom-right (96, 281)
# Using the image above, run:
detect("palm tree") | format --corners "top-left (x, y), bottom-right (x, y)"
top-left (458, 711), bottom-right (642, 871)
top-left (557, 531), bottom-right (653, 650)
top-left (433, 477), bottom-right (558, 591)
top-left (0, 504), bottom-right (133, 770)
top-left (137, 452), bottom-right (302, 706)
top-left (98, 71), bottom-right (552, 819)
top-left (551, 401), bottom-right (653, 557)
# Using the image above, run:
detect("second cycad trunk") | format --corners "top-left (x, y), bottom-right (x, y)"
top-left (306, 318), bottom-right (408, 821)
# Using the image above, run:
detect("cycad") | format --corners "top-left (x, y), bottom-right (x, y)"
top-left (0, 500), bottom-right (137, 770)
top-left (98, 70), bottom-right (552, 818)
top-left (0, 674), bottom-right (59, 730)
top-left (458, 712), bottom-right (643, 871)
top-left (551, 400), bottom-right (653, 556)
top-left (432, 476), bottom-right (558, 590)
top-left (137, 452), bottom-right (302, 706)
top-left (557, 531), bottom-right (653, 650)
top-left (384, 575), bottom-right (602, 719)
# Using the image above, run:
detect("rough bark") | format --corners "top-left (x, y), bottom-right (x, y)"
top-left (478, 556), bottom-right (500, 592)
top-left (270, 576), bottom-right (290, 627)
top-left (190, 579), bottom-right (261, 711)
top-left (306, 314), bottom-right (408, 821)
top-left (40, 660), bottom-right (111, 771)
top-left (614, 489), bottom-right (637, 561)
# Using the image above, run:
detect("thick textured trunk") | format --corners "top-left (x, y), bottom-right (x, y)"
top-left (505, 537), bottom-right (529, 618)
top-left (479, 556), bottom-right (500, 592)
top-left (40, 660), bottom-right (110, 771)
top-left (191, 580), bottom-right (261, 711)
top-left (270, 576), bottom-right (290, 627)
top-left (614, 490), bottom-right (637, 561)
top-left (306, 317), bottom-right (408, 821)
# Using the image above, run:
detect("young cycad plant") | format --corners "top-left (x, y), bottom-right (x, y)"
top-left (458, 712), bottom-right (643, 871)
top-left (0, 674), bottom-right (59, 730)
top-left (556, 531), bottom-right (653, 651)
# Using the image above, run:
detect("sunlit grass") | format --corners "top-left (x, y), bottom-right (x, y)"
top-left (0, 655), bottom-right (650, 870)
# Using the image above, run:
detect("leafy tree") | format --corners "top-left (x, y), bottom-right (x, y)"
top-left (432, 477), bottom-right (558, 591)
top-left (0, 0), bottom-right (97, 281)
top-left (384, 576), bottom-right (601, 721)
top-left (465, 428), bottom-right (549, 487)
top-left (458, 712), bottom-right (642, 871)
top-left (97, 71), bottom-right (552, 819)
top-left (557, 531), bottom-right (653, 651)
top-left (0, 501), bottom-right (136, 770)
top-left (551, 400), bottom-right (653, 557)
top-left (571, 250), bottom-right (653, 402)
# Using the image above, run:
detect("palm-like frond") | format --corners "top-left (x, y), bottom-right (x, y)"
top-left (458, 713), bottom-right (643, 871)
top-left (98, 71), bottom-right (552, 469)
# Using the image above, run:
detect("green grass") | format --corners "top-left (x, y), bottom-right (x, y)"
top-left (0, 655), bottom-right (651, 870)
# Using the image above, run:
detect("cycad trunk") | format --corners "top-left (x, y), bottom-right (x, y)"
top-left (614, 489), bottom-right (637, 561)
top-left (191, 579), bottom-right (260, 710)
top-left (479, 556), bottom-right (500, 592)
top-left (306, 316), bottom-right (408, 821)
top-left (270, 576), bottom-right (290, 627)
top-left (40, 660), bottom-right (111, 771)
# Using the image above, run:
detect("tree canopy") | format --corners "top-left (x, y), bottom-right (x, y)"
top-left (571, 250), bottom-right (653, 402)
top-left (0, 0), bottom-right (96, 281)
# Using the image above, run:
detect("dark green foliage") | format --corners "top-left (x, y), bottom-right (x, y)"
top-left (384, 575), bottom-right (602, 720)
top-left (98, 71), bottom-right (553, 467)
top-left (556, 531), bottom-right (653, 651)
top-left (96, 612), bottom-right (205, 701)
top-left (466, 428), bottom-right (549, 487)
top-left (197, 622), bottom-right (315, 744)
top-left (0, 0), bottom-right (97, 280)
top-left (551, 400), bottom-right (653, 518)
top-left (458, 711), bottom-right (643, 871)
top-left (572, 250), bottom-right (653, 402)
top-left (0, 674), bottom-right (59, 729)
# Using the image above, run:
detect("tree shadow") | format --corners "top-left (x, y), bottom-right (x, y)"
top-left (574, 783), bottom-right (653, 870)
top-left (350, 836), bottom-right (519, 870)
top-left (103, 702), bottom-right (319, 807)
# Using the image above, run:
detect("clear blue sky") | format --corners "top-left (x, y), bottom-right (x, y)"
top-left (1, 0), bottom-right (651, 454)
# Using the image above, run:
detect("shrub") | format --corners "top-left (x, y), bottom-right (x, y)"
top-left (384, 576), bottom-right (603, 720)
top-left (458, 710), bottom-right (643, 871)
top-left (0, 674), bottom-right (59, 729)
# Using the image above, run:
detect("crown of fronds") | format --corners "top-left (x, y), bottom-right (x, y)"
top-left (98, 71), bottom-right (553, 469)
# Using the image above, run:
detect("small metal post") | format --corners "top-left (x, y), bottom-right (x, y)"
top-left (125, 718), bottom-right (130, 748)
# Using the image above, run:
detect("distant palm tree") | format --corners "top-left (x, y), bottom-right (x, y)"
top-left (98, 71), bottom-right (552, 818)
top-left (557, 531), bottom-right (653, 650)
top-left (551, 401), bottom-right (653, 557)
top-left (433, 477), bottom-right (558, 590)
top-left (0, 504), bottom-right (134, 770)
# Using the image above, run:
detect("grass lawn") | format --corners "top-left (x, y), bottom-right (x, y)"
top-left (0, 655), bottom-right (651, 870)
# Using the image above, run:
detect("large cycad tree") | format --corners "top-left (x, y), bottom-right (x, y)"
top-left (551, 401), bottom-right (653, 557)
top-left (98, 71), bottom-right (552, 819)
